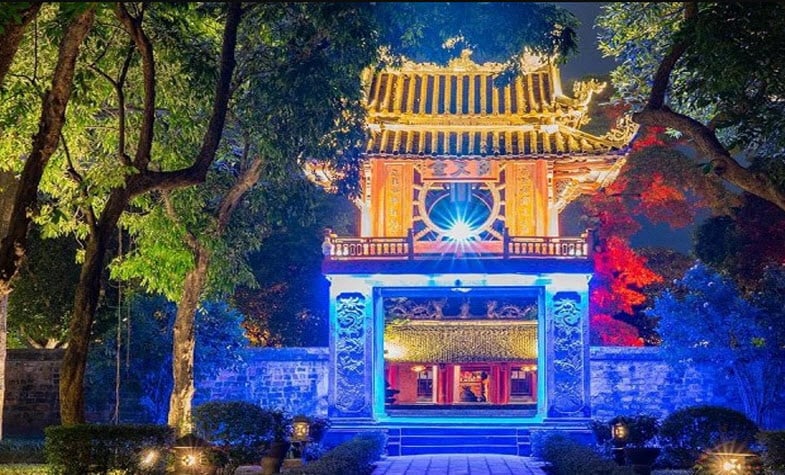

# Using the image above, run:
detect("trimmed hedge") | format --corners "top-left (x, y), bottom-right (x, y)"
top-left (0, 439), bottom-right (45, 464)
top-left (531, 430), bottom-right (634, 475)
top-left (759, 431), bottom-right (785, 474)
top-left (659, 405), bottom-right (758, 468)
top-left (297, 431), bottom-right (387, 475)
top-left (45, 424), bottom-right (173, 475)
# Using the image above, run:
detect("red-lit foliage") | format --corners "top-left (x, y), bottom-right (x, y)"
top-left (590, 313), bottom-right (644, 347)
top-left (631, 125), bottom-right (666, 151)
top-left (592, 236), bottom-right (663, 316)
top-left (587, 178), bottom-right (666, 346)
top-left (636, 173), bottom-right (692, 228)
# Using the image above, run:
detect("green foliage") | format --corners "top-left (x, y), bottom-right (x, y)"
top-left (598, 3), bottom-right (785, 160)
top-left (192, 401), bottom-right (286, 468)
top-left (0, 438), bottom-right (45, 464)
top-left (531, 431), bottom-right (633, 475)
top-left (86, 296), bottom-right (247, 423)
top-left (7, 227), bottom-right (80, 348)
top-left (44, 424), bottom-right (173, 475)
top-left (659, 406), bottom-right (759, 469)
top-left (758, 431), bottom-right (785, 474)
top-left (298, 432), bottom-right (387, 475)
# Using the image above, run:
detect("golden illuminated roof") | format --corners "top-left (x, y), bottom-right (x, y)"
top-left (363, 49), bottom-right (635, 157)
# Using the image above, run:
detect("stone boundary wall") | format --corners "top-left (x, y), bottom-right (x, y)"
top-left (590, 346), bottom-right (743, 420)
top-left (7, 346), bottom-right (777, 436)
top-left (195, 347), bottom-right (329, 417)
top-left (3, 349), bottom-right (63, 437)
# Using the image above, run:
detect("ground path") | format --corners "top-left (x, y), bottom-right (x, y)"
top-left (372, 454), bottom-right (547, 475)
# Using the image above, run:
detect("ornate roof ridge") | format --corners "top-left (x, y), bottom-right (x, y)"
top-left (384, 49), bottom-right (552, 74)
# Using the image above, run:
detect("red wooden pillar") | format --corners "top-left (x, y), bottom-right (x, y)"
top-left (499, 363), bottom-right (509, 404)
top-left (530, 370), bottom-right (538, 402)
top-left (437, 364), bottom-right (447, 404)
top-left (387, 364), bottom-right (398, 389)
top-left (490, 364), bottom-right (501, 404)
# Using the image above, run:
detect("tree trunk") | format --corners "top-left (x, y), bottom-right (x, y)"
top-left (0, 295), bottom-right (6, 440)
top-left (0, 171), bottom-right (17, 441)
top-left (0, 3), bottom-right (41, 87)
top-left (168, 243), bottom-right (210, 436)
top-left (166, 156), bottom-right (263, 434)
top-left (58, 2), bottom-right (241, 426)
top-left (0, 7), bottom-right (94, 286)
top-left (59, 191), bottom-right (128, 425)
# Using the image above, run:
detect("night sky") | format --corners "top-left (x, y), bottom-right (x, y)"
top-left (558, 2), bottom-right (695, 254)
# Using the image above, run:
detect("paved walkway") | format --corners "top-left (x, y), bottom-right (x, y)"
top-left (372, 454), bottom-right (547, 475)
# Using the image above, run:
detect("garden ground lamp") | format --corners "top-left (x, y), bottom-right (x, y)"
top-left (611, 420), bottom-right (629, 465)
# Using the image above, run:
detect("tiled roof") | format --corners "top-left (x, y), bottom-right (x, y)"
top-left (366, 124), bottom-right (624, 156)
top-left (362, 51), bottom-right (635, 158)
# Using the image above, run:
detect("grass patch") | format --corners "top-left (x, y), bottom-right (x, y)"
top-left (0, 464), bottom-right (48, 475)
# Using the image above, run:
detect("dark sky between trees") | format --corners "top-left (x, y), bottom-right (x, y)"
top-left (560, 2), bottom-right (695, 253)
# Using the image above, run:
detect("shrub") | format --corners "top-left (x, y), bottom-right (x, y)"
top-left (0, 439), bottom-right (45, 464)
top-left (659, 405), bottom-right (759, 468)
top-left (44, 424), bottom-right (173, 475)
top-left (298, 431), bottom-right (387, 475)
top-left (193, 401), bottom-right (287, 468)
top-left (531, 430), bottom-right (634, 475)
top-left (758, 431), bottom-right (785, 474)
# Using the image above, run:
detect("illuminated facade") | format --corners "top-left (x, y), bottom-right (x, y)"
top-left (318, 51), bottom-right (635, 446)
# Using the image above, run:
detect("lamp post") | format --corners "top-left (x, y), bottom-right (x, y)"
top-left (282, 415), bottom-right (310, 470)
top-left (611, 421), bottom-right (629, 466)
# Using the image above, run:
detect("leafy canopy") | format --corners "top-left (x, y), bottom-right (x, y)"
top-left (598, 2), bottom-right (785, 159)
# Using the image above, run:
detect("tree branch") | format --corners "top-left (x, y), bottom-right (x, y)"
top-left (646, 2), bottom-right (696, 110)
top-left (0, 3), bottom-right (42, 88)
top-left (127, 3), bottom-right (242, 197)
top-left (59, 131), bottom-right (97, 231)
top-left (115, 3), bottom-right (155, 170)
top-left (217, 156), bottom-right (264, 234)
top-left (634, 107), bottom-right (785, 211)
top-left (633, 2), bottom-right (785, 213)
top-left (162, 192), bottom-right (199, 253)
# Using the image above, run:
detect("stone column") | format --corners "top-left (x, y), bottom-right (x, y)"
top-left (328, 277), bottom-right (375, 421)
top-left (545, 289), bottom-right (591, 418)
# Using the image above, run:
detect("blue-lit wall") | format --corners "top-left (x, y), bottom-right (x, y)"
top-left (325, 271), bottom-right (592, 423)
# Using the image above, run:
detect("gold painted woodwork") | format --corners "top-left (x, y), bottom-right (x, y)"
top-left (384, 320), bottom-right (538, 363)
top-left (370, 161), bottom-right (415, 237)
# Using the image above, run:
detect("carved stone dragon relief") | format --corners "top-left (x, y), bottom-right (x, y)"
top-left (550, 292), bottom-right (588, 416)
top-left (334, 293), bottom-right (370, 416)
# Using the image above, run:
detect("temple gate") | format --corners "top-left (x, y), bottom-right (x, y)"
top-left (316, 50), bottom-right (635, 453)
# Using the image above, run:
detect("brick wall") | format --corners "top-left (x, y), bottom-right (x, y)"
top-left (590, 346), bottom-right (743, 420)
top-left (5, 346), bottom-right (779, 436)
top-left (3, 349), bottom-right (63, 437)
top-left (195, 347), bottom-right (329, 416)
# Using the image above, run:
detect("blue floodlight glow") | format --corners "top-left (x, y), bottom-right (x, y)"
top-left (446, 218), bottom-right (476, 242)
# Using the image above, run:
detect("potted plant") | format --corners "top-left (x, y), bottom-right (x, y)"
top-left (260, 410), bottom-right (292, 475)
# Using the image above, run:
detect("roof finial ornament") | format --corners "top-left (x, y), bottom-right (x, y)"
top-left (448, 48), bottom-right (478, 71)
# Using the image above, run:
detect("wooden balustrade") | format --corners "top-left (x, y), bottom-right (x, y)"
top-left (325, 232), bottom-right (589, 260)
